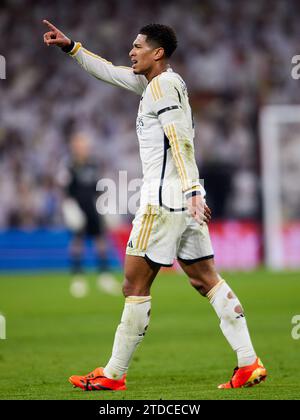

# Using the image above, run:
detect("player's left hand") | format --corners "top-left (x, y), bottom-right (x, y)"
top-left (204, 203), bottom-right (212, 223)
top-left (186, 194), bottom-right (211, 224)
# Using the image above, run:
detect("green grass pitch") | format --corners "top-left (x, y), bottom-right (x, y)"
top-left (0, 269), bottom-right (300, 400)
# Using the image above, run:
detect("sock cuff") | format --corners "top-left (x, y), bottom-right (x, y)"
top-left (125, 295), bottom-right (152, 304)
top-left (206, 279), bottom-right (225, 302)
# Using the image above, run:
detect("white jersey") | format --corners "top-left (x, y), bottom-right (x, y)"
top-left (67, 43), bottom-right (202, 211)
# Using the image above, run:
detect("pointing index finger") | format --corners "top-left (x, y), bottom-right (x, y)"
top-left (43, 19), bottom-right (58, 32)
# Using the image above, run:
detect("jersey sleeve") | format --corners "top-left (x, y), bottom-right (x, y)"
top-left (150, 75), bottom-right (201, 196)
top-left (66, 42), bottom-right (148, 95)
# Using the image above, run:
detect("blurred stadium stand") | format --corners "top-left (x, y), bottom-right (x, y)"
top-left (1, 0), bottom-right (300, 270)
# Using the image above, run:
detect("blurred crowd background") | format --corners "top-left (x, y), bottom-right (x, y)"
top-left (1, 0), bottom-right (300, 229)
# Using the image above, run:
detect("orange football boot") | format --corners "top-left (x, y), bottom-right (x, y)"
top-left (69, 367), bottom-right (127, 391)
top-left (218, 357), bottom-right (267, 389)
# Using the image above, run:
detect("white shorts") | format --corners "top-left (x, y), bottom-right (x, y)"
top-left (126, 204), bottom-right (214, 266)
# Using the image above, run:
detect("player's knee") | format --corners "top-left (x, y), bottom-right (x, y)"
top-left (122, 278), bottom-right (149, 298)
top-left (123, 267), bottom-right (135, 297)
top-left (189, 272), bottom-right (219, 296)
top-left (122, 280), bottom-right (132, 297)
top-left (189, 277), bottom-right (208, 296)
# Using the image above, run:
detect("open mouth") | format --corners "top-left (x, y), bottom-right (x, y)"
top-left (131, 60), bottom-right (138, 67)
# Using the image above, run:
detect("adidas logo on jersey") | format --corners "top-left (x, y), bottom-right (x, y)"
top-left (127, 240), bottom-right (133, 248)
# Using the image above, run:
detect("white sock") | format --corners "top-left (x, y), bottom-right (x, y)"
top-left (207, 279), bottom-right (256, 367)
top-left (103, 296), bottom-right (151, 379)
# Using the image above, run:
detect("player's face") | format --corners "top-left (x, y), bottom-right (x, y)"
top-left (129, 34), bottom-right (159, 75)
top-left (71, 135), bottom-right (91, 162)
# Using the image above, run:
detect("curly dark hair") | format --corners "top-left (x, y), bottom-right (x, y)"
top-left (139, 23), bottom-right (177, 58)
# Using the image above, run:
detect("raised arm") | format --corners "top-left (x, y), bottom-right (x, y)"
top-left (42, 20), bottom-right (147, 95)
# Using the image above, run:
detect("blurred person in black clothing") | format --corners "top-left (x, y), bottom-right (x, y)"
top-left (61, 132), bottom-right (120, 297)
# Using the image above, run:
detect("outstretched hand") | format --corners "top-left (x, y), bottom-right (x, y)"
top-left (43, 19), bottom-right (71, 48)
